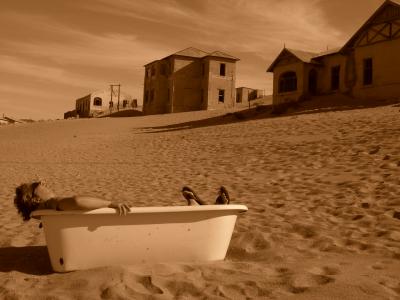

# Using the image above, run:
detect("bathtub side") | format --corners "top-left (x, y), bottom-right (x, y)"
top-left (41, 207), bottom-right (245, 272)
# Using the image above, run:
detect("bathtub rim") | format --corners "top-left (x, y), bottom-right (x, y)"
top-left (31, 204), bottom-right (248, 219)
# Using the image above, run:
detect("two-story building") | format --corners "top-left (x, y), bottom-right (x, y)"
top-left (143, 47), bottom-right (239, 115)
top-left (267, 0), bottom-right (400, 105)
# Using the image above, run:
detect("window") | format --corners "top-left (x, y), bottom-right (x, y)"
top-left (93, 97), bottom-right (102, 106)
top-left (122, 100), bottom-right (128, 108)
top-left (218, 89), bottom-right (225, 102)
top-left (331, 66), bottom-right (340, 90)
top-left (151, 66), bottom-right (156, 76)
top-left (278, 71), bottom-right (297, 93)
top-left (202, 63), bottom-right (205, 76)
top-left (363, 58), bottom-right (373, 85)
top-left (309, 69), bottom-right (317, 94)
top-left (220, 63), bottom-right (226, 76)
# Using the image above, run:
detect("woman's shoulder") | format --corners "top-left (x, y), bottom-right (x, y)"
top-left (43, 197), bottom-right (64, 210)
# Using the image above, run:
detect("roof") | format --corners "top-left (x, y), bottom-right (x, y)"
top-left (314, 47), bottom-right (341, 58)
top-left (144, 47), bottom-right (239, 66)
top-left (267, 46), bottom-right (344, 72)
top-left (341, 0), bottom-right (400, 50)
top-left (267, 48), bottom-right (319, 72)
top-left (286, 48), bottom-right (317, 63)
top-left (206, 51), bottom-right (240, 61)
top-left (388, 0), bottom-right (400, 6)
top-left (236, 86), bottom-right (261, 90)
top-left (174, 47), bottom-right (209, 58)
top-left (76, 94), bottom-right (91, 101)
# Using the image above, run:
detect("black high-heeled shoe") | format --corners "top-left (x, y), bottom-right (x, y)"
top-left (215, 186), bottom-right (230, 205)
top-left (181, 186), bottom-right (206, 205)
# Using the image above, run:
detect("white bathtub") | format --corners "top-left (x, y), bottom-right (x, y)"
top-left (31, 205), bottom-right (248, 272)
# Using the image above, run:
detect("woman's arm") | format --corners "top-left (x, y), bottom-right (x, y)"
top-left (45, 196), bottom-right (131, 215)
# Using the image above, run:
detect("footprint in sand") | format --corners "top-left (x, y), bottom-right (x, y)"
top-left (378, 277), bottom-right (400, 297)
top-left (137, 275), bottom-right (163, 294)
top-left (100, 274), bottom-right (164, 299)
top-left (370, 262), bottom-right (386, 270)
top-left (369, 146), bottom-right (381, 155)
top-left (274, 266), bottom-right (336, 294)
top-left (288, 273), bottom-right (335, 294)
top-left (308, 265), bottom-right (341, 276)
top-left (292, 223), bottom-right (318, 239)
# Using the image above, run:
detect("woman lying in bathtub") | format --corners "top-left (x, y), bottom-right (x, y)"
top-left (14, 181), bottom-right (230, 221)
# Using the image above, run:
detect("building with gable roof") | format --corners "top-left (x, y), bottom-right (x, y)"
top-left (143, 47), bottom-right (240, 115)
top-left (267, 0), bottom-right (400, 105)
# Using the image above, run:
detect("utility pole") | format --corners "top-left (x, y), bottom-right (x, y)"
top-left (117, 84), bottom-right (121, 111)
top-left (110, 84), bottom-right (121, 113)
top-left (109, 85), bottom-right (113, 114)
top-left (171, 81), bottom-right (174, 113)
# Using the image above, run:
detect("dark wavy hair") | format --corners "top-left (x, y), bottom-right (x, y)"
top-left (14, 181), bottom-right (41, 221)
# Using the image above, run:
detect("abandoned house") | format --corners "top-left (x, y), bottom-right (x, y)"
top-left (68, 88), bottom-right (137, 118)
top-left (143, 47), bottom-right (239, 115)
top-left (235, 87), bottom-right (264, 107)
top-left (267, 0), bottom-right (400, 105)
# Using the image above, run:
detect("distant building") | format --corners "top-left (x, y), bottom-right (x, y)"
top-left (64, 110), bottom-right (77, 119)
top-left (0, 115), bottom-right (20, 125)
top-left (236, 87), bottom-right (264, 107)
top-left (143, 47), bottom-right (239, 115)
top-left (70, 89), bottom-right (137, 118)
top-left (267, 0), bottom-right (400, 105)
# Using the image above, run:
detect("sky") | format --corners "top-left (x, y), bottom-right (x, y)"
top-left (0, 0), bottom-right (384, 119)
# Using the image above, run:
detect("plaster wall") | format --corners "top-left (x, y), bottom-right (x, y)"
top-left (352, 38), bottom-right (400, 100)
top-left (143, 60), bottom-right (171, 114)
top-left (172, 57), bottom-right (203, 112)
top-left (311, 54), bottom-right (347, 95)
top-left (206, 58), bottom-right (236, 109)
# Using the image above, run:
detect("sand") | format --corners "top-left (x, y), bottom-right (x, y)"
top-left (0, 104), bottom-right (399, 299)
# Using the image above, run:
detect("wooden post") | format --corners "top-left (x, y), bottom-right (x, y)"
top-left (117, 84), bottom-right (121, 111)
top-left (110, 85), bottom-right (113, 114)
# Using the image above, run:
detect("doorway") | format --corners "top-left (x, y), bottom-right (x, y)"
top-left (309, 69), bottom-right (317, 95)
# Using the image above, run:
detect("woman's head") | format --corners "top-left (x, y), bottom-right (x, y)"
top-left (14, 181), bottom-right (42, 221)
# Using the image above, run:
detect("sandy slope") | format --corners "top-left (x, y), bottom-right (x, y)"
top-left (0, 104), bottom-right (399, 299)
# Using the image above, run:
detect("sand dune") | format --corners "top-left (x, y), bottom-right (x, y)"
top-left (0, 104), bottom-right (399, 299)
